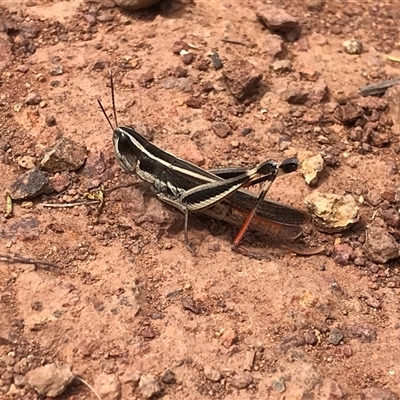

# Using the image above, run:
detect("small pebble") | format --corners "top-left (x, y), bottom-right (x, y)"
top-left (343, 39), bottom-right (363, 55)
top-left (15, 65), bottom-right (29, 73)
top-left (13, 374), bottom-right (26, 388)
top-left (243, 350), bottom-right (255, 371)
top-left (231, 371), bottom-right (253, 389)
top-left (222, 59), bottom-right (263, 101)
top-left (241, 127), bottom-right (253, 136)
top-left (160, 370), bottom-right (175, 384)
top-left (93, 60), bottom-right (110, 71)
top-left (172, 40), bottom-right (189, 54)
top-left (96, 9), bottom-right (114, 22)
top-left (301, 154), bottom-right (324, 186)
top-left (26, 363), bottom-right (74, 397)
top-left (18, 155), bottom-right (36, 169)
top-left (21, 201), bottom-right (34, 209)
top-left (304, 330), bottom-right (318, 346)
top-left (49, 172), bottom-right (71, 193)
top-left (278, 135), bottom-right (292, 151)
top-left (140, 326), bottom-right (156, 339)
top-left (34, 73), bottom-right (45, 83)
top-left (364, 296), bottom-right (380, 309)
top-left (272, 59), bottom-right (291, 72)
top-left (364, 227), bottom-right (399, 264)
top-left (45, 115), bottom-right (57, 126)
top-left (174, 66), bottom-right (188, 78)
top-left (25, 92), bottom-right (42, 105)
top-left (212, 122), bottom-right (231, 138)
top-left (185, 97), bottom-right (202, 109)
top-left (41, 137), bottom-right (87, 173)
top-left (220, 327), bottom-right (237, 348)
top-left (50, 65), bottom-right (63, 76)
top-left (94, 373), bottom-right (121, 400)
top-left (272, 379), bottom-right (286, 393)
top-left (182, 53), bottom-right (195, 65)
top-left (204, 366), bottom-right (221, 382)
top-left (201, 81), bottom-right (214, 93)
top-left (333, 243), bottom-right (354, 266)
top-left (120, 368), bottom-right (140, 385)
top-left (181, 297), bottom-right (201, 314)
top-left (328, 328), bottom-right (344, 345)
top-left (84, 13), bottom-right (96, 25)
top-left (138, 374), bottom-right (161, 399)
top-left (211, 52), bottom-right (223, 70)
top-left (194, 59), bottom-right (209, 71)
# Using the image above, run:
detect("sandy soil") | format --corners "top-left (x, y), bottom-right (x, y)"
top-left (1, 0), bottom-right (400, 399)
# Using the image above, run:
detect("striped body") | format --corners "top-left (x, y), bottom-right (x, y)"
top-left (113, 125), bottom-right (308, 239)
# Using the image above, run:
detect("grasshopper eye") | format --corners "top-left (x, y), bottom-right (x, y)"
top-left (115, 131), bottom-right (132, 155)
top-left (257, 160), bottom-right (278, 176)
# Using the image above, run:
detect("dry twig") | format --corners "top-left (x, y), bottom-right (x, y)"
top-left (359, 77), bottom-right (400, 96)
top-left (221, 38), bottom-right (249, 47)
top-left (75, 376), bottom-right (103, 400)
top-left (0, 253), bottom-right (58, 268)
top-left (104, 182), bottom-right (143, 193)
top-left (41, 200), bottom-right (101, 208)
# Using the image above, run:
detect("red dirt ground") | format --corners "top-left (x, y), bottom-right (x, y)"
top-left (1, 1), bottom-right (400, 399)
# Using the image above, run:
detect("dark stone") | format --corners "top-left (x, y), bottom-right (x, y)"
top-left (328, 328), bottom-right (344, 345)
top-left (211, 52), bottom-right (223, 70)
top-left (25, 92), bottom-right (42, 105)
top-left (40, 138), bottom-right (87, 173)
top-left (9, 170), bottom-right (49, 200)
top-left (185, 97), bottom-right (202, 109)
top-left (181, 297), bottom-right (201, 314)
top-left (222, 59), bottom-right (263, 101)
top-left (160, 370), bottom-right (176, 384)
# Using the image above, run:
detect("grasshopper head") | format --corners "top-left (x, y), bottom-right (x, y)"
top-left (113, 127), bottom-right (141, 173)
top-left (256, 160), bottom-right (279, 177)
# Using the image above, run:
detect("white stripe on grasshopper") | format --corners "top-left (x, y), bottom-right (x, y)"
top-left (116, 127), bottom-right (221, 183)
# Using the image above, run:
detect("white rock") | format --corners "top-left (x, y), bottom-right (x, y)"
top-left (342, 39), bottom-right (363, 55)
top-left (301, 154), bottom-right (324, 186)
top-left (138, 374), bottom-right (161, 399)
top-left (305, 192), bottom-right (359, 233)
top-left (204, 365), bottom-right (221, 382)
top-left (94, 373), bottom-right (121, 400)
top-left (18, 156), bottom-right (36, 170)
top-left (26, 363), bottom-right (74, 397)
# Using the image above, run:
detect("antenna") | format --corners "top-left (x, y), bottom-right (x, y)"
top-left (97, 70), bottom-right (119, 132)
top-left (97, 99), bottom-right (114, 131)
top-left (109, 70), bottom-right (118, 128)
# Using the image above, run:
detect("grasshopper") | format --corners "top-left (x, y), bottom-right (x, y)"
top-left (99, 73), bottom-right (308, 257)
